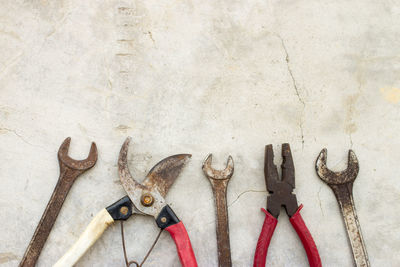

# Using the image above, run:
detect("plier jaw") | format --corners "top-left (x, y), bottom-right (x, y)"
top-left (265, 144), bottom-right (299, 218)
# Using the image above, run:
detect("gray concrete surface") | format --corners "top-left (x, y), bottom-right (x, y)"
top-left (1, 0), bottom-right (400, 266)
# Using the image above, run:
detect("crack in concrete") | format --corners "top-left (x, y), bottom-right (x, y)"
top-left (346, 56), bottom-right (365, 148)
top-left (349, 133), bottom-right (353, 148)
top-left (279, 38), bottom-right (305, 106)
top-left (0, 252), bottom-right (18, 264)
top-left (277, 35), bottom-right (305, 149)
top-left (346, 92), bottom-right (360, 149)
top-left (0, 52), bottom-right (23, 79)
top-left (0, 127), bottom-right (39, 148)
top-left (147, 31), bottom-right (156, 45)
top-left (299, 120), bottom-right (305, 150)
top-left (350, 81), bottom-right (362, 148)
top-left (317, 186), bottom-right (324, 217)
top-left (228, 189), bottom-right (266, 207)
top-left (46, 11), bottom-right (71, 39)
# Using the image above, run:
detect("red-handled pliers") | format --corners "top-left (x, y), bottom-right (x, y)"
top-left (253, 144), bottom-right (321, 267)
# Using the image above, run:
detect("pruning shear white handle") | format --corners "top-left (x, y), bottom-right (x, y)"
top-left (54, 209), bottom-right (114, 267)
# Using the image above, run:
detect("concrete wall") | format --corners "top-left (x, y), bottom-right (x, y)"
top-left (1, 0), bottom-right (399, 266)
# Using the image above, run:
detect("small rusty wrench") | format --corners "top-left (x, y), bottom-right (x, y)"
top-left (19, 137), bottom-right (97, 267)
top-left (315, 149), bottom-right (370, 267)
top-left (202, 154), bottom-right (234, 267)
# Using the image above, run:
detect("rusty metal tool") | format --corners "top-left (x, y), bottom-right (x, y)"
top-left (55, 137), bottom-right (198, 267)
top-left (316, 148), bottom-right (370, 267)
top-left (202, 154), bottom-right (234, 267)
top-left (254, 144), bottom-right (321, 267)
top-left (19, 137), bottom-right (97, 267)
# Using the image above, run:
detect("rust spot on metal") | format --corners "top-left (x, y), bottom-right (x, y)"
top-left (19, 137), bottom-right (97, 267)
top-left (141, 193), bottom-right (154, 207)
top-left (143, 154), bottom-right (192, 198)
top-left (120, 206), bottom-right (129, 216)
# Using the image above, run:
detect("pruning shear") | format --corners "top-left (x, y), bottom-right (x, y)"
top-left (54, 137), bottom-right (198, 267)
top-left (253, 144), bottom-right (321, 267)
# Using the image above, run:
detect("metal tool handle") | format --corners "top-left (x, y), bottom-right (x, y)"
top-left (331, 184), bottom-right (370, 267)
top-left (165, 221), bottom-right (198, 267)
top-left (20, 170), bottom-right (74, 267)
top-left (211, 181), bottom-right (232, 267)
top-left (253, 208), bottom-right (278, 267)
top-left (54, 208), bottom-right (114, 267)
top-left (289, 205), bottom-right (322, 267)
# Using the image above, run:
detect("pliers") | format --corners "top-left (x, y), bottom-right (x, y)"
top-left (55, 138), bottom-right (198, 267)
top-left (253, 144), bottom-right (321, 267)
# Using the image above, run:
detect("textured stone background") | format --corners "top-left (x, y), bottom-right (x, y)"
top-left (1, 0), bottom-right (400, 266)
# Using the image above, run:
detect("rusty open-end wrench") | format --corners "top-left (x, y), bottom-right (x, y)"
top-left (19, 137), bottom-right (97, 267)
top-left (315, 149), bottom-right (370, 267)
top-left (202, 154), bottom-right (234, 267)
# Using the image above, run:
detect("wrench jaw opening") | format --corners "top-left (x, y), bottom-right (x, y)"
top-left (58, 137), bottom-right (98, 171)
top-left (315, 148), bottom-right (360, 185)
top-left (202, 154), bottom-right (234, 180)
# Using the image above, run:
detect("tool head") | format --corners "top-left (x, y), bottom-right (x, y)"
top-left (202, 154), bottom-right (234, 180)
top-left (265, 144), bottom-right (298, 218)
top-left (315, 148), bottom-right (359, 185)
top-left (118, 137), bottom-right (191, 218)
top-left (143, 153), bottom-right (192, 197)
top-left (57, 137), bottom-right (98, 170)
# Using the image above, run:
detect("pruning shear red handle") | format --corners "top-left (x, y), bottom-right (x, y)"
top-left (254, 205), bottom-right (321, 267)
top-left (154, 205), bottom-right (197, 267)
top-left (253, 144), bottom-right (321, 267)
top-left (166, 222), bottom-right (197, 266)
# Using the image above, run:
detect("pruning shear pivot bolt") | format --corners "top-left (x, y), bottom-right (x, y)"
top-left (253, 144), bottom-right (321, 267)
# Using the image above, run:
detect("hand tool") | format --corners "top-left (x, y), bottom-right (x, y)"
top-left (254, 144), bottom-right (321, 267)
top-left (315, 148), bottom-right (370, 267)
top-left (54, 137), bottom-right (198, 267)
top-left (19, 137), bottom-right (97, 267)
top-left (202, 154), bottom-right (234, 267)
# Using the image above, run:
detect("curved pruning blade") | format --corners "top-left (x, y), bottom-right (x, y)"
top-left (143, 154), bottom-right (191, 198)
top-left (118, 137), bottom-right (146, 194)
